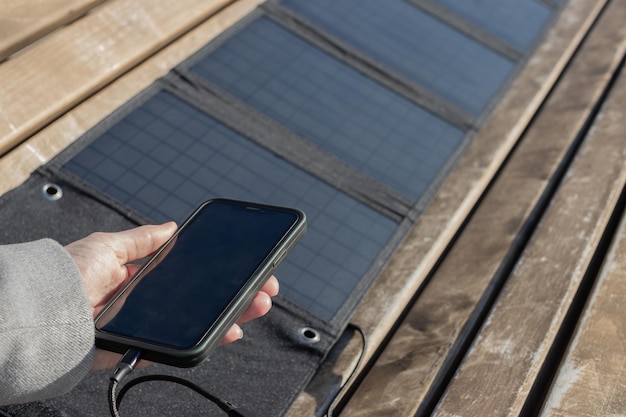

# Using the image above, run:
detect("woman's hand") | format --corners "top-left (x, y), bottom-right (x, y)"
top-left (65, 223), bottom-right (279, 371)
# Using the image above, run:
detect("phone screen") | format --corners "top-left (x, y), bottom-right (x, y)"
top-left (96, 200), bottom-right (301, 350)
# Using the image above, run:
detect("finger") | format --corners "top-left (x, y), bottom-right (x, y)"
top-left (126, 264), bottom-right (143, 277)
top-left (91, 263), bottom-right (147, 315)
top-left (262, 275), bottom-right (280, 297)
top-left (220, 324), bottom-right (243, 345)
top-left (91, 349), bottom-right (123, 371)
top-left (237, 291), bottom-right (273, 324)
top-left (104, 263), bottom-right (142, 300)
top-left (92, 349), bottom-right (153, 371)
top-left (110, 222), bottom-right (178, 265)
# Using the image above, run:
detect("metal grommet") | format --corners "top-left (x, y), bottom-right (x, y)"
top-left (298, 327), bottom-right (321, 344)
top-left (42, 183), bottom-right (63, 201)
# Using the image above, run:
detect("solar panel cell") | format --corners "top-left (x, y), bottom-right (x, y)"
top-left (65, 91), bottom-right (398, 321)
top-left (190, 17), bottom-right (465, 200)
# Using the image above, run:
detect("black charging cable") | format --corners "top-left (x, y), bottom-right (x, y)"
top-left (325, 323), bottom-right (367, 417)
top-left (108, 349), bottom-right (142, 417)
top-left (107, 324), bottom-right (367, 417)
top-left (107, 349), bottom-right (256, 417)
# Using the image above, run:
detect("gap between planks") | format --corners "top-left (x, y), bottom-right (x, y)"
top-left (0, 0), bottom-right (266, 196)
top-left (339, 0), bottom-right (625, 416)
top-left (0, 0), bottom-right (236, 157)
top-left (286, 0), bottom-right (609, 415)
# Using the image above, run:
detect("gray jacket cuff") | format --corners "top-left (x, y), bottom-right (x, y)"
top-left (0, 239), bottom-right (95, 405)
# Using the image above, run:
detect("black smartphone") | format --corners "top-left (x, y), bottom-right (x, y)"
top-left (94, 198), bottom-right (306, 367)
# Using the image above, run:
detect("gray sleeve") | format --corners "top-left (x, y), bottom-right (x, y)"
top-left (0, 239), bottom-right (95, 406)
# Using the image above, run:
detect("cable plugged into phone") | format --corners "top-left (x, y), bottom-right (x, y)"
top-left (99, 199), bottom-right (305, 417)
top-left (107, 349), bottom-right (259, 417)
top-left (108, 349), bottom-right (142, 417)
top-left (111, 349), bottom-right (142, 383)
top-left (106, 325), bottom-right (367, 417)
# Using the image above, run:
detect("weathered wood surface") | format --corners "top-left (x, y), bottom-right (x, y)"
top-left (538, 75), bottom-right (626, 417)
top-left (0, 1), bottom-right (621, 416)
top-left (0, 12), bottom-right (602, 417)
top-left (0, 0), bottom-right (106, 62)
top-left (434, 67), bottom-right (626, 417)
top-left (286, 0), bottom-right (608, 414)
top-left (0, 0), bottom-right (266, 196)
top-left (340, 1), bottom-right (626, 416)
top-left (0, 0), bottom-right (235, 157)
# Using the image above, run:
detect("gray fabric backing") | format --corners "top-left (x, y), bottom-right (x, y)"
top-left (0, 170), bottom-right (141, 246)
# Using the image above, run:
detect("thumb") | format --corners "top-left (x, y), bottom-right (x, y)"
top-left (110, 222), bottom-right (178, 265)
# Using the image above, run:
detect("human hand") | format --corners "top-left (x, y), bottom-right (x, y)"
top-left (65, 223), bottom-right (279, 371)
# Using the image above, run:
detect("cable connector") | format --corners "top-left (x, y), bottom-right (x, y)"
top-left (108, 349), bottom-right (143, 417)
top-left (110, 349), bottom-right (142, 383)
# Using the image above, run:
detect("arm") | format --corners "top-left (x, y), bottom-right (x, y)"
top-left (0, 239), bottom-right (94, 406)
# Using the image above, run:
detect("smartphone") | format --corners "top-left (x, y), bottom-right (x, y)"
top-left (94, 198), bottom-right (306, 367)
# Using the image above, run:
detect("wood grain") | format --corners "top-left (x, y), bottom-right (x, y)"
top-left (287, 0), bottom-right (608, 413)
top-left (0, 0), bottom-right (265, 195)
top-left (0, 0), bottom-right (106, 61)
top-left (537, 72), bottom-right (626, 417)
top-left (0, 1), bottom-right (616, 415)
top-left (288, 0), bottom-right (609, 414)
top-left (0, 0), bottom-right (233, 157)
top-left (340, 1), bottom-right (625, 415)
top-left (434, 67), bottom-right (626, 417)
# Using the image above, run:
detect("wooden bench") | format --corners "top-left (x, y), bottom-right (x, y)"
top-left (0, 0), bottom-right (264, 191)
top-left (1, 1), bottom-right (624, 416)
top-left (338, 1), bottom-right (626, 416)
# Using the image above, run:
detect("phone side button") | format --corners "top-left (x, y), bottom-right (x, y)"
top-left (272, 250), bottom-right (288, 268)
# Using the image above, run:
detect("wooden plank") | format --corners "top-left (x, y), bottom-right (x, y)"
top-left (338, 1), bottom-right (625, 416)
top-left (0, 0), bottom-right (266, 195)
top-left (0, 2), bottom-right (609, 417)
top-left (0, 0), bottom-right (106, 61)
top-left (538, 78), bottom-right (626, 417)
top-left (0, 0), bottom-right (234, 157)
top-left (286, 0), bottom-right (609, 415)
top-left (434, 68), bottom-right (626, 417)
